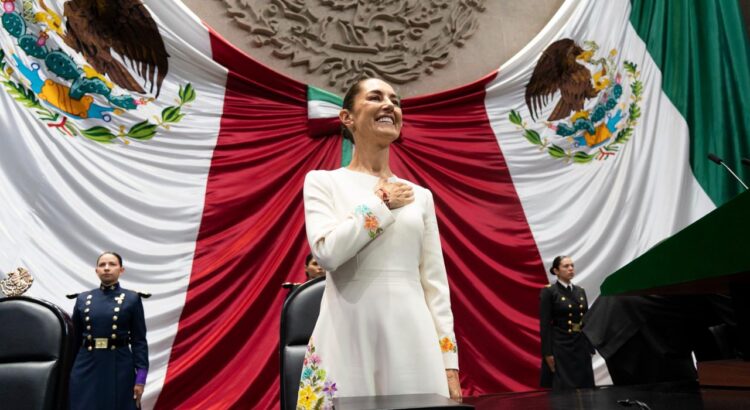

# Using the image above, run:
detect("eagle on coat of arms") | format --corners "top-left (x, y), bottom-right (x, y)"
top-left (2, 0), bottom-right (169, 107)
top-left (509, 38), bottom-right (644, 164)
top-left (62, 0), bottom-right (169, 97)
top-left (0, 0), bottom-right (196, 144)
top-left (525, 38), bottom-right (600, 122)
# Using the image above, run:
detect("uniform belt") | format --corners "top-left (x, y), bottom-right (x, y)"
top-left (553, 322), bottom-right (583, 332)
top-left (82, 337), bottom-right (130, 350)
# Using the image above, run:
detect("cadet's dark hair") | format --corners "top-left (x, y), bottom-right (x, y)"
top-left (305, 253), bottom-right (314, 266)
top-left (549, 255), bottom-right (569, 275)
top-left (340, 77), bottom-right (373, 144)
top-left (97, 251), bottom-right (123, 267)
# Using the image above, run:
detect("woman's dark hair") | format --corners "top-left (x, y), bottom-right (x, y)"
top-left (340, 77), bottom-right (371, 144)
top-left (549, 255), bottom-right (569, 275)
top-left (97, 251), bottom-right (123, 266)
top-left (305, 252), bottom-right (314, 266)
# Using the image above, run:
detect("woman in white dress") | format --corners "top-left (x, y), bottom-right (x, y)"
top-left (297, 78), bottom-right (461, 409)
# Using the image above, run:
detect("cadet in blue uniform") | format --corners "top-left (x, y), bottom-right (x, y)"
top-left (69, 252), bottom-right (149, 409)
top-left (539, 255), bottom-right (595, 390)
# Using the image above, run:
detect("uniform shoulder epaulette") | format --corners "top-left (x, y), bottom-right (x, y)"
top-left (121, 287), bottom-right (151, 298)
top-left (66, 289), bottom-right (92, 299)
top-left (545, 284), bottom-right (552, 288)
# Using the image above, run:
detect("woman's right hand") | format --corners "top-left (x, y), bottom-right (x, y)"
top-left (545, 355), bottom-right (555, 372)
top-left (375, 179), bottom-right (414, 209)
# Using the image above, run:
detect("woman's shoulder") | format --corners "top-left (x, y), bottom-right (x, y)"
top-left (74, 289), bottom-right (94, 301)
top-left (120, 287), bottom-right (138, 295)
top-left (121, 287), bottom-right (150, 299)
top-left (306, 168), bottom-right (341, 175)
top-left (304, 169), bottom-right (349, 194)
top-left (540, 283), bottom-right (556, 295)
top-left (305, 168), bottom-right (332, 180)
top-left (305, 168), bottom-right (348, 182)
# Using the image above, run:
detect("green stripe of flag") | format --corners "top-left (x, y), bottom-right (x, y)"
top-left (307, 85), bottom-right (352, 166)
top-left (307, 86), bottom-right (343, 108)
top-left (630, 0), bottom-right (750, 206)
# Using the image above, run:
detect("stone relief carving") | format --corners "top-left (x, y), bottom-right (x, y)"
top-left (0, 267), bottom-right (33, 297)
top-left (223, 0), bottom-right (486, 90)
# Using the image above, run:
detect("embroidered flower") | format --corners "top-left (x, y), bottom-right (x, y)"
top-left (354, 204), bottom-right (371, 214)
top-left (364, 215), bottom-right (379, 230)
top-left (308, 353), bottom-right (321, 365)
top-left (323, 380), bottom-right (338, 397)
top-left (297, 385), bottom-right (318, 410)
top-left (440, 336), bottom-right (458, 353)
top-left (297, 338), bottom-right (336, 410)
top-left (354, 204), bottom-right (384, 239)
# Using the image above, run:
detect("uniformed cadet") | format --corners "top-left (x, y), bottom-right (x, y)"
top-left (539, 255), bottom-right (595, 390)
top-left (69, 252), bottom-right (149, 409)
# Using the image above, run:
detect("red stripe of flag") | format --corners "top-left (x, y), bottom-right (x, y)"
top-left (156, 29), bottom-right (340, 409)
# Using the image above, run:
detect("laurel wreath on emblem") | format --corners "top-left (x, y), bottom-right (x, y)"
top-left (0, 0), bottom-right (195, 144)
top-left (509, 40), bottom-right (643, 164)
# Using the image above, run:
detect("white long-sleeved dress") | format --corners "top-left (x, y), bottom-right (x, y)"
top-left (297, 168), bottom-right (458, 410)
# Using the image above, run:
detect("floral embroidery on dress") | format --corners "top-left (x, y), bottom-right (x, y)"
top-left (354, 204), bottom-right (384, 239)
top-left (439, 336), bottom-right (458, 353)
top-left (297, 338), bottom-right (336, 410)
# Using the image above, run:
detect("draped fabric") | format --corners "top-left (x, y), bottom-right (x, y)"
top-left (1, 0), bottom-right (749, 409)
top-left (0, 2), bottom-right (226, 408)
top-left (154, 33), bottom-right (342, 408)
top-left (629, 0), bottom-right (750, 206)
top-left (479, 0), bottom-right (749, 385)
top-left (484, 0), bottom-right (717, 303)
top-left (154, 42), bottom-right (547, 405)
top-left (393, 79), bottom-right (548, 392)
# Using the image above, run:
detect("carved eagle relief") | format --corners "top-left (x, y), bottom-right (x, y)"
top-left (63, 0), bottom-right (169, 97)
top-left (525, 38), bottom-right (598, 122)
top-left (0, 267), bottom-right (34, 297)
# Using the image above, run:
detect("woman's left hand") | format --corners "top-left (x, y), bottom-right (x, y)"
top-left (446, 369), bottom-right (462, 402)
top-left (134, 384), bottom-right (144, 408)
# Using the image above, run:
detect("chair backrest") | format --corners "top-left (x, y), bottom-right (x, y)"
top-left (0, 296), bottom-right (75, 410)
top-left (279, 277), bottom-right (325, 410)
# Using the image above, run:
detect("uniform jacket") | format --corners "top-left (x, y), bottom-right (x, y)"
top-left (539, 281), bottom-right (594, 389)
top-left (69, 282), bottom-right (148, 410)
top-left (540, 281), bottom-right (589, 356)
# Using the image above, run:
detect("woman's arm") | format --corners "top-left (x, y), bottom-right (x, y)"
top-left (71, 297), bottom-right (83, 353)
top-left (131, 295), bottom-right (149, 384)
top-left (539, 287), bottom-right (554, 371)
top-left (418, 190), bottom-right (458, 370)
top-left (304, 171), bottom-right (395, 272)
top-left (419, 190), bottom-right (461, 400)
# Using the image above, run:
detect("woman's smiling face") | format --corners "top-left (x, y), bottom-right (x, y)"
top-left (342, 78), bottom-right (402, 144)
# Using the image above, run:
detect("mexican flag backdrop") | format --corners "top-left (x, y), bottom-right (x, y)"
top-left (0, 0), bottom-right (747, 408)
